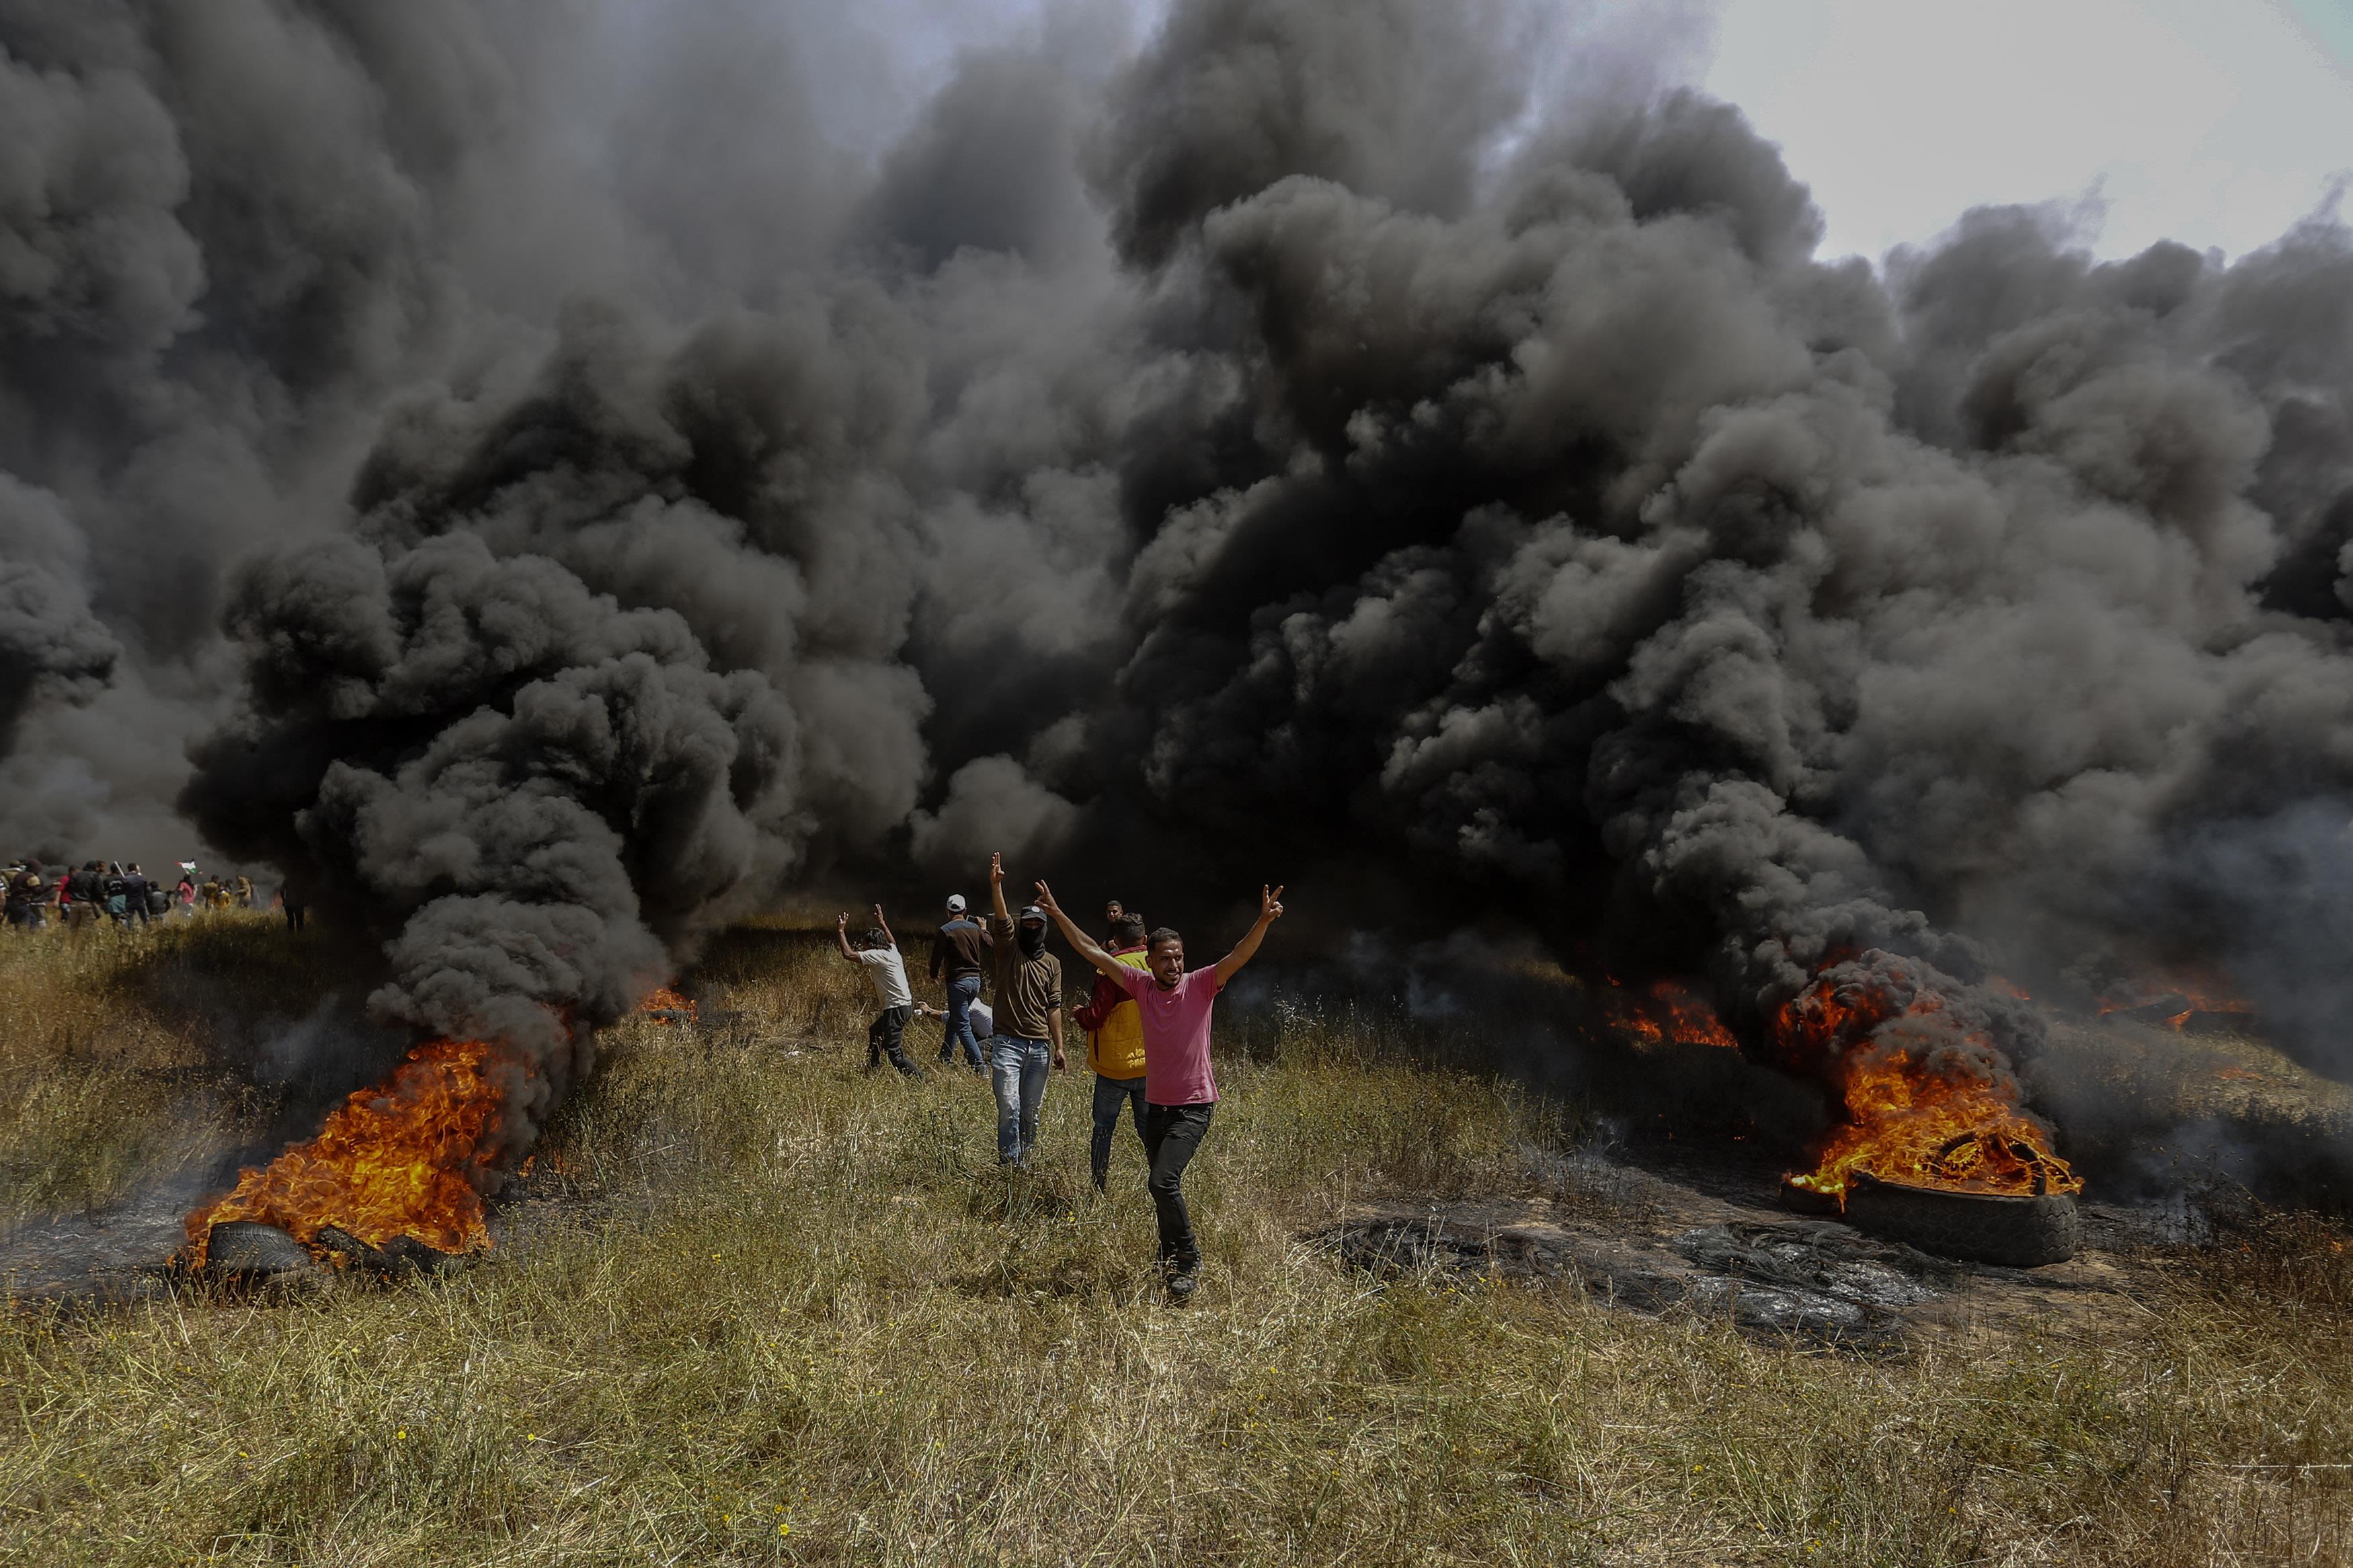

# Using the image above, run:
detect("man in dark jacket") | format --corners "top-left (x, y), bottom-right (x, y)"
top-left (5, 860), bottom-right (45, 928)
top-left (928, 893), bottom-right (990, 1071)
top-left (66, 862), bottom-right (102, 929)
top-left (120, 864), bottom-right (152, 926)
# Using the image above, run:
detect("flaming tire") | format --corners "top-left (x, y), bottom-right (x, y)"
top-left (1841, 1171), bottom-right (2083, 1267)
top-left (201, 1221), bottom-right (316, 1278)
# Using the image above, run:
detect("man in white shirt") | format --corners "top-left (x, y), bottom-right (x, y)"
top-left (836, 903), bottom-right (924, 1077)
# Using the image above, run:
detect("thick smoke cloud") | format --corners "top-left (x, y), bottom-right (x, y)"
top-left (5, 0), bottom-right (2353, 1172)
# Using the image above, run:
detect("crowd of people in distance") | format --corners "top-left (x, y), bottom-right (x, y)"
top-left (838, 850), bottom-right (1284, 1303)
top-left (2, 857), bottom-right (311, 931)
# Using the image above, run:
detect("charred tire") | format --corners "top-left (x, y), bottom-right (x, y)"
top-left (1841, 1171), bottom-right (2082, 1266)
top-left (205, 1221), bottom-right (317, 1277)
top-left (1776, 1178), bottom-right (1844, 1216)
top-left (316, 1225), bottom-right (466, 1276)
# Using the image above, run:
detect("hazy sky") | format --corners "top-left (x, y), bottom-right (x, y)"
top-left (844, 0), bottom-right (2353, 266)
top-left (1703, 0), bottom-right (2353, 262)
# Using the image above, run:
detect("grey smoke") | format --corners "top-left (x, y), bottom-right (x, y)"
top-left (1, 0), bottom-right (2350, 1182)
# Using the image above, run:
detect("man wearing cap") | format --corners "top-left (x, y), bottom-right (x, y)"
top-left (928, 893), bottom-right (991, 1071)
top-left (984, 852), bottom-right (1064, 1167)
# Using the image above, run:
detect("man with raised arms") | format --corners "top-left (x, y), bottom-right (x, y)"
top-left (1033, 879), bottom-right (1285, 1303)
top-left (985, 852), bottom-right (1066, 1167)
top-left (836, 903), bottom-right (924, 1079)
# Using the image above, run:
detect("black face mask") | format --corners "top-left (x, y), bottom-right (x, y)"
top-left (1016, 922), bottom-right (1047, 959)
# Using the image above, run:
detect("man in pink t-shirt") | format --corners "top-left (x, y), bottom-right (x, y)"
top-left (1035, 877), bottom-right (1285, 1303)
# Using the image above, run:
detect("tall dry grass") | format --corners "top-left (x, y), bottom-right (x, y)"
top-left (0, 913), bottom-right (353, 1227)
top-left (0, 925), bottom-right (2348, 1564)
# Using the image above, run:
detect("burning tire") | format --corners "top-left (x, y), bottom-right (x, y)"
top-left (316, 1225), bottom-right (466, 1276)
top-left (1839, 1171), bottom-right (2082, 1267)
top-left (202, 1221), bottom-right (317, 1278)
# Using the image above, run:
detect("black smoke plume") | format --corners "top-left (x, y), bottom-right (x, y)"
top-left (4, 1), bottom-right (2352, 1178)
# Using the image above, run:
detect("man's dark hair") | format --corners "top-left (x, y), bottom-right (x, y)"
top-left (1111, 915), bottom-right (1147, 946)
top-left (1147, 926), bottom-right (1183, 952)
top-left (864, 926), bottom-right (889, 949)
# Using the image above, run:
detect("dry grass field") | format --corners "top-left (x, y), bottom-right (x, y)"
top-left (2, 919), bottom-right (2350, 1565)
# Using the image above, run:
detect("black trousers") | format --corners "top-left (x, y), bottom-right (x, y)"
top-left (867, 1005), bottom-right (920, 1075)
top-left (1142, 1102), bottom-right (1215, 1269)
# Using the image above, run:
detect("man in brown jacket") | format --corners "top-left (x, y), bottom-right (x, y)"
top-left (986, 852), bottom-right (1064, 1167)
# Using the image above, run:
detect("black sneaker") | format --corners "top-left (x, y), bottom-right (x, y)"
top-left (1166, 1268), bottom-right (1198, 1304)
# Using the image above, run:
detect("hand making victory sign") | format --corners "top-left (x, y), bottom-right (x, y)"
top-left (1034, 880), bottom-right (1285, 989)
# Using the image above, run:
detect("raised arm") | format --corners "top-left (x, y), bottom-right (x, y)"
top-left (1033, 880), bottom-right (1128, 981)
top-left (1211, 884), bottom-right (1285, 989)
top-left (873, 902), bottom-right (897, 950)
top-left (834, 911), bottom-right (857, 962)
top-left (988, 851), bottom-right (1012, 927)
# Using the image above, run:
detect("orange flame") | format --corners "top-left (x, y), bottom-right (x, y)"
top-left (1604, 979), bottom-right (1740, 1050)
top-left (2096, 973), bottom-right (2255, 1032)
top-left (1789, 1049), bottom-right (2083, 1202)
top-left (184, 1037), bottom-right (508, 1266)
top-left (638, 986), bottom-right (699, 1024)
top-left (1773, 960), bottom-right (2081, 1204)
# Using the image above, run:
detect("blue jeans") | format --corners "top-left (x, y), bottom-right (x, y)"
top-left (991, 1035), bottom-right (1051, 1165)
top-left (1090, 1073), bottom-right (1147, 1189)
top-left (941, 975), bottom-right (984, 1067)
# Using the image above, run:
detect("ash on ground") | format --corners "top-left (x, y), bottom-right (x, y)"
top-left (0, 1168), bottom-right (235, 1305)
top-left (1318, 1145), bottom-right (2160, 1350)
top-left (1, 1154), bottom-right (600, 1306)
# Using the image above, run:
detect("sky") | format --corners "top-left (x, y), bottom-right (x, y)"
top-left (1701, 0), bottom-right (2353, 263)
top-left (842, 0), bottom-right (2353, 267)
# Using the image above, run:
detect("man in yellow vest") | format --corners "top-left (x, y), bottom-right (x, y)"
top-left (1071, 912), bottom-right (1151, 1191)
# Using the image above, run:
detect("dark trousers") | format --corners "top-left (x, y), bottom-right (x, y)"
top-left (284, 903), bottom-right (307, 931)
top-left (1090, 1073), bottom-right (1147, 1190)
top-left (1142, 1102), bottom-right (1214, 1270)
top-left (867, 1005), bottom-right (920, 1075)
top-left (939, 973), bottom-right (984, 1067)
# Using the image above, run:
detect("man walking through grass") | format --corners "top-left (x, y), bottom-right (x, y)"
top-left (1072, 912), bottom-right (1151, 1192)
top-left (1035, 880), bottom-right (1285, 1303)
top-left (986, 852), bottom-right (1064, 1167)
top-left (928, 893), bottom-right (990, 1071)
top-left (837, 904), bottom-right (924, 1078)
